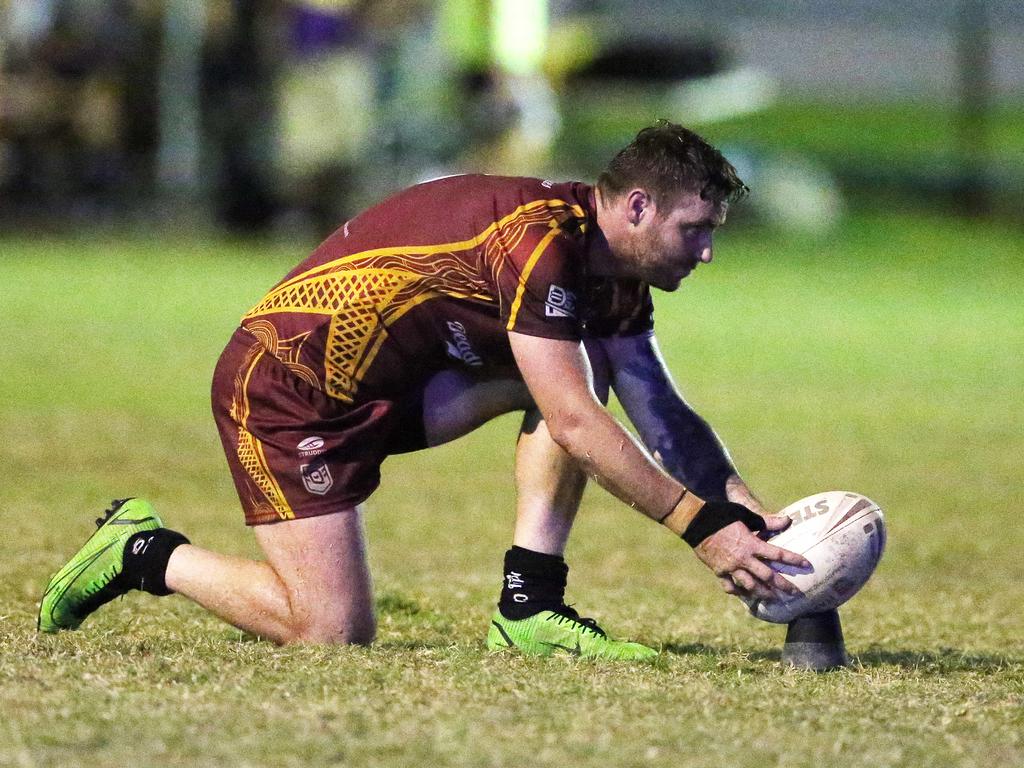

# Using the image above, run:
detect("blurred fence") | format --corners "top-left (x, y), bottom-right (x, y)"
top-left (1, 0), bottom-right (1021, 234)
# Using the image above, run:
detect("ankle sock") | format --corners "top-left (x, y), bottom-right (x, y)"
top-left (122, 528), bottom-right (190, 596)
top-left (498, 545), bottom-right (568, 620)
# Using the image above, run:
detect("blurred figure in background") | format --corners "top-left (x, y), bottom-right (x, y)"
top-left (1, 0), bottom-right (562, 229)
top-left (202, 0), bottom-right (433, 235)
top-left (274, 0), bottom-right (376, 236)
top-left (201, 0), bottom-right (280, 232)
top-left (436, 0), bottom-right (559, 176)
top-left (0, 0), bottom-right (161, 217)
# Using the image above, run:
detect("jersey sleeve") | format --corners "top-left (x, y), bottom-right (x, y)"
top-left (495, 224), bottom-right (584, 341)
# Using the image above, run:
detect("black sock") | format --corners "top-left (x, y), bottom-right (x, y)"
top-left (121, 528), bottom-right (190, 596)
top-left (498, 545), bottom-right (568, 620)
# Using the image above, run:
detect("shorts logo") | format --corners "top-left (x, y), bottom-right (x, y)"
top-left (297, 436), bottom-right (325, 457)
top-left (445, 320), bottom-right (483, 367)
top-left (300, 458), bottom-right (333, 495)
top-left (545, 284), bottom-right (576, 318)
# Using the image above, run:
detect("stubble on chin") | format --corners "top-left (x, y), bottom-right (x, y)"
top-left (635, 250), bottom-right (681, 292)
top-left (623, 236), bottom-right (662, 287)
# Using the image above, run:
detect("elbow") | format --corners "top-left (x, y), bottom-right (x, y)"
top-left (543, 408), bottom-right (590, 457)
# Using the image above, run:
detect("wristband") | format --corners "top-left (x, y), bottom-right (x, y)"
top-left (658, 488), bottom-right (705, 536)
top-left (681, 500), bottom-right (766, 548)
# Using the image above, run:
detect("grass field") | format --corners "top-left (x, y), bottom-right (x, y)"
top-left (559, 97), bottom-right (1024, 173)
top-left (1, 210), bottom-right (1022, 767)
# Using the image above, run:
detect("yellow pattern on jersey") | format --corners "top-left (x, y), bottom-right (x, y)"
top-left (243, 198), bottom-right (585, 403)
top-left (506, 221), bottom-right (563, 330)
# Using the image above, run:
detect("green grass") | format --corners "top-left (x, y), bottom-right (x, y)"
top-left (558, 96), bottom-right (1024, 176)
top-left (696, 100), bottom-right (1024, 165)
top-left (1, 212), bottom-right (1022, 767)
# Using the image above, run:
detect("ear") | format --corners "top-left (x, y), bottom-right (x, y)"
top-left (625, 189), bottom-right (653, 227)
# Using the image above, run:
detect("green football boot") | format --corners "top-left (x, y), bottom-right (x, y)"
top-left (38, 498), bottom-right (163, 633)
top-left (487, 606), bottom-right (659, 661)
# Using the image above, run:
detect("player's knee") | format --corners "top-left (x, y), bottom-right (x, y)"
top-left (286, 606), bottom-right (378, 647)
top-left (290, 612), bottom-right (376, 646)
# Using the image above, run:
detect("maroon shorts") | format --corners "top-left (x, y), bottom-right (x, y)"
top-left (211, 328), bottom-right (425, 525)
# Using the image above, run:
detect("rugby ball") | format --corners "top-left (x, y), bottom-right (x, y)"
top-left (743, 491), bottom-right (886, 624)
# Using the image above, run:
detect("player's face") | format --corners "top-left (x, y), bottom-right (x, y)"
top-left (628, 194), bottom-right (726, 291)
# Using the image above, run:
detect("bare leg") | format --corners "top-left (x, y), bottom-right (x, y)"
top-left (422, 345), bottom-right (612, 556)
top-left (512, 340), bottom-right (611, 554)
top-left (512, 409), bottom-right (587, 555)
top-left (420, 370), bottom-right (586, 553)
top-left (164, 356), bottom-right (600, 645)
top-left (421, 370), bottom-right (533, 446)
top-left (165, 507), bottom-right (375, 645)
top-left (163, 371), bottom-right (529, 646)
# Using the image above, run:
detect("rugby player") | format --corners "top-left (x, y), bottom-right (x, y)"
top-left (39, 121), bottom-right (810, 659)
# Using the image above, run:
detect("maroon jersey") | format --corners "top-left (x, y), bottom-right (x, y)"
top-left (240, 175), bottom-right (654, 406)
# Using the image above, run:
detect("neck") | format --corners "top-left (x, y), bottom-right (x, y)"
top-left (589, 187), bottom-right (624, 277)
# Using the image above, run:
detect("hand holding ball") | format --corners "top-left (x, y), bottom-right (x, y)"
top-left (742, 491), bottom-right (886, 624)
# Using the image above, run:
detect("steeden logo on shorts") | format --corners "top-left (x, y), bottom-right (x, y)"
top-left (297, 436), bottom-right (325, 457)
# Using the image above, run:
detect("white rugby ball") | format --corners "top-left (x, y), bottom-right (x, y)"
top-left (743, 490), bottom-right (886, 624)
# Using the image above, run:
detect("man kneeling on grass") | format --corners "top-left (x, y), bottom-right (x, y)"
top-left (40, 121), bottom-right (809, 659)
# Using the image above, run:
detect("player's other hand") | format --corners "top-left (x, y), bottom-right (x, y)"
top-left (694, 514), bottom-right (811, 601)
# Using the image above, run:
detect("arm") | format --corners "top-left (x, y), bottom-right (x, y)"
top-left (509, 332), bottom-right (691, 522)
top-left (599, 331), bottom-right (766, 514)
top-left (510, 332), bottom-right (808, 599)
top-left (598, 331), bottom-right (808, 597)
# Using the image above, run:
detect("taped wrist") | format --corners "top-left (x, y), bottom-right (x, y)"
top-left (681, 500), bottom-right (766, 548)
top-left (658, 488), bottom-right (706, 536)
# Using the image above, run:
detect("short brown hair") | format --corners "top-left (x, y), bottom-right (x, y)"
top-left (597, 120), bottom-right (748, 207)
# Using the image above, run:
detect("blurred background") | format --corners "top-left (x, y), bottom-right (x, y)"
top-left (2, 0), bottom-right (1022, 238)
